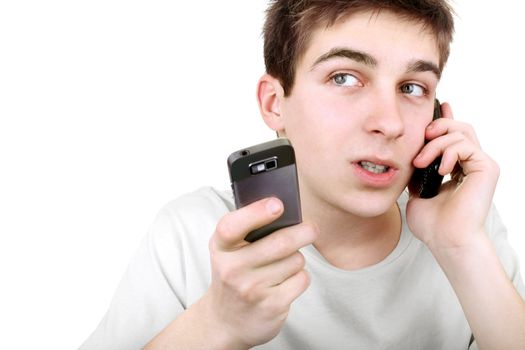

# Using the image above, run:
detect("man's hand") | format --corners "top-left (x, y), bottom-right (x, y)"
top-left (406, 102), bottom-right (499, 251)
top-left (202, 197), bottom-right (318, 349)
top-left (406, 102), bottom-right (525, 350)
top-left (144, 197), bottom-right (317, 350)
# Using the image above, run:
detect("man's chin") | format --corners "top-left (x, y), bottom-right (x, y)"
top-left (338, 188), bottom-right (403, 218)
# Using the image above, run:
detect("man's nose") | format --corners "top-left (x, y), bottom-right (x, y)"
top-left (363, 94), bottom-right (405, 140)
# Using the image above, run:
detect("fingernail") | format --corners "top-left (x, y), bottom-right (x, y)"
top-left (266, 198), bottom-right (282, 215)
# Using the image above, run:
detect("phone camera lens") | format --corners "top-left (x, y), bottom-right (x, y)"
top-left (265, 159), bottom-right (277, 170)
top-left (241, 150), bottom-right (249, 156)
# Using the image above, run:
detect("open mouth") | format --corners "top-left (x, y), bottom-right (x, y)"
top-left (359, 161), bottom-right (390, 174)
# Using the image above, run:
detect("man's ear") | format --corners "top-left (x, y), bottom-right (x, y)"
top-left (257, 74), bottom-right (286, 134)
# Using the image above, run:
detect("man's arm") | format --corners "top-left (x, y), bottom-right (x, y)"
top-left (143, 197), bottom-right (318, 350)
top-left (142, 294), bottom-right (243, 350)
top-left (407, 102), bottom-right (525, 349)
top-left (431, 231), bottom-right (525, 350)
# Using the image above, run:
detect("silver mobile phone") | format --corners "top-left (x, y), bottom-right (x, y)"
top-left (227, 138), bottom-right (302, 242)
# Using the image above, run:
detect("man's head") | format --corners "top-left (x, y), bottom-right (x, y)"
top-left (263, 0), bottom-right (454, 96)
top-left (257, 2), bottom-right (453, 218)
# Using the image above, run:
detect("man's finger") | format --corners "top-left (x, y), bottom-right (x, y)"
top-left (211, 197), bottom-right (283, 251)
top-left (240, 223), bottom-right (318, 267)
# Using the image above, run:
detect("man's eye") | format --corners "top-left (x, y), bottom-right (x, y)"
top-left (331, 73), bottom-right (359, 87)
top-left (400, 83), bottom-right (426, 97)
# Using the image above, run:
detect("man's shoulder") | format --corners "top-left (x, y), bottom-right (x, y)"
top-left (148, 186), bottom-right (234, 247)
top-left (162, 186), bottom-right (235, 217)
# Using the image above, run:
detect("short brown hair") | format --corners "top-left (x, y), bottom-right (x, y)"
top-left (263, 0), bottom-right (455, 96)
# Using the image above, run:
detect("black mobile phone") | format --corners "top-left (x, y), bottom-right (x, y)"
top-left (408, 99), bottom-right (444, 198)
top-left (227, 138), bottom-right (302, 242)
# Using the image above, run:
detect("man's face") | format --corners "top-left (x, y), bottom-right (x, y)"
top-left (278, 10), bottom-right (440, 218)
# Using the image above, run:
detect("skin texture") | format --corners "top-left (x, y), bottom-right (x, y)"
top-left (145, 10), bottom-right (525, 350)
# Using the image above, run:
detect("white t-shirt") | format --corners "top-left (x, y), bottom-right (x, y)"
top-left (80, 187), bottom-right (525, 350)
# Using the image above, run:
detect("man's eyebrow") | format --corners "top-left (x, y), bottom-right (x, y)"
top-left (406, 60), bottom-right (441, 80)
top-left (310, 47), bottom-right (377, 70)
top-left (311, 47), bottom-right (441, 80)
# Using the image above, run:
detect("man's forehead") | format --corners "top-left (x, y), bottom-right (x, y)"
top-left (299, 10), bottom-right (440, 72)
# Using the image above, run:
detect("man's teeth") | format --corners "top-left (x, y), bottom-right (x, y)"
top-left (360, 161), bottom-right (389, 174)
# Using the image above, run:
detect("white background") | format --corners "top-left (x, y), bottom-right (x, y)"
top-left (1, 1), bottom-right (523, 348)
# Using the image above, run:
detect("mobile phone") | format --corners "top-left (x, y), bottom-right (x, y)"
top-left (227, 138), bottom-right (302, 242)
top-left (408, 99), bottom-right (444, 198)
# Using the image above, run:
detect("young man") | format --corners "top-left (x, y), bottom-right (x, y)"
top-left (81, 1), bottom-right (525, 349)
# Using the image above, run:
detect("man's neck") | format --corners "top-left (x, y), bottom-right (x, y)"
top-left (303, 200), bottom-right (402, 271)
